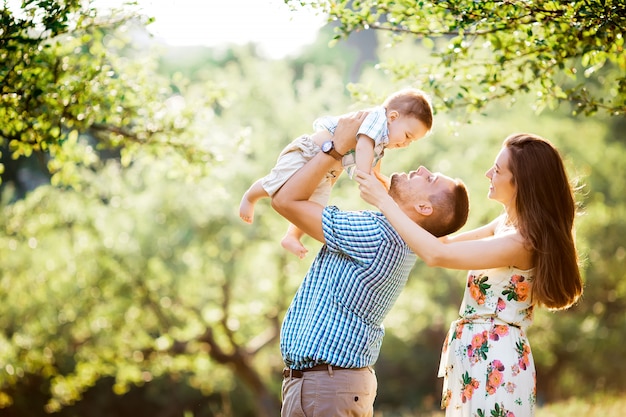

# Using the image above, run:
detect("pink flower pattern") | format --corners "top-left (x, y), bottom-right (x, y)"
top-left (467, 273), bottom-right (491, 305)
top-left (439, 267), bottom-right (536, 417)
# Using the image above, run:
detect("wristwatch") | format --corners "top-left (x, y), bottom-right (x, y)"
top-left (321, 140), bottom-right (343, 161)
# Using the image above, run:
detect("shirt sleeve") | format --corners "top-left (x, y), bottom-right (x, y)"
top-left (356, 107), bottom-right (388, 146)
top-left (322, 206), bottom-right (383, 264)
top-left (313, 115), bottom-right (339, 134)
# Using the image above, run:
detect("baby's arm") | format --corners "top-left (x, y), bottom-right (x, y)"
top-left (355, 134), bottom-right (376, 174)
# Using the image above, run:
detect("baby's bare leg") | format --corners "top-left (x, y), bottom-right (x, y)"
top-left (281, 224), bottom-right (308, 259)
top-left (239, 180), bottom-right (269, 224)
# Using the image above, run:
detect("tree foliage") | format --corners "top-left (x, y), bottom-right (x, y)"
top-left (0, 153), bottom-right (289, 414)
top-left (0, 0), bottom-right (216, 186)
top-left (0, 32), bottom-right (356, 414)
top-left (287, 0), bottom-right (626, 116)
top-left (1, 1), bottom-right (626, 416)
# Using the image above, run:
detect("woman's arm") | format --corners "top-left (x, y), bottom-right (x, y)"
top-left (355, 171), bottom-right (529, 270)
top-left (372, 160), bottom-right (389, 189)
top-left (444, 216), bottom-right (502, 243)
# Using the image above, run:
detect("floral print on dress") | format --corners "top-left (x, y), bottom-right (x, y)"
top-left (489, 324), bottom-right (509, 341)
top-left (476, 403), bottom-right (516, 417)
top-left (468, 330), bottom-right (490, 364)
top-left (468, 273), bottom-right (491, 305)
top-left (502, 274), bottom-right (530, 302)
top-left (515, 339), bottom-right (532, 372)
top-left (438, 267), bottom-right (537, 417)
top-left (486, 360), bottom-right (505, 395)
top-left (461, 372), bottom-right (480, 403)
top-left (521, 306), bottom-right (534, 322)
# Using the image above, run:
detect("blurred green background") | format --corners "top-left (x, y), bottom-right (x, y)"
top-left (0, 1), bottom-right (624, 416)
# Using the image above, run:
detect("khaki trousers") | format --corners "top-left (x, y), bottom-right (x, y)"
top-left (281, 367), bottom-right (377, 417)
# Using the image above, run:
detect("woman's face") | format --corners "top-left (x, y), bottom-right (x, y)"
top-left (485, 147), bottom-right (516, 206)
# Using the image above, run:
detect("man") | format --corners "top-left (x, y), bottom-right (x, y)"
top-left (271, 111), bottom-right (469, 417)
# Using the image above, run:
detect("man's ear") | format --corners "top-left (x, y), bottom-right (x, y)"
top-left (414, 201), bottom-right (433, 217)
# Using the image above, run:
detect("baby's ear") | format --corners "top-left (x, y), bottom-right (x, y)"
top-left (387, 110), bottom-right (399, 121)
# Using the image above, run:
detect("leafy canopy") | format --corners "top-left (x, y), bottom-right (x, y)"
top-left (0, 0), bottom-right (216, 185)
top-left (287, 0), bottom-right (626, 116)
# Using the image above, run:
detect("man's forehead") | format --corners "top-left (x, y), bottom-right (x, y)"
top-left (437, 173), bottom-right (457, 190)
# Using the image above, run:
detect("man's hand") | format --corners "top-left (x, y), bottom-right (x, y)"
top-left (355, 170), bottom-right (393, 209)
top-left (271, 111), bottom-right (368, 245)
top-left (333, 111), bottom-right (368, 155)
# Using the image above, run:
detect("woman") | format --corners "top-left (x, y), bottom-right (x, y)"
top-left (354, 133), bottom-right (583, 417)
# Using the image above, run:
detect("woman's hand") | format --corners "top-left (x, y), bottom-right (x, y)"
top-left (333, 111), bottom-right (367, 155)
top-left (355, 169), bottom-right (392, 208)
top-left (373, 169), bottom-right (390, 190)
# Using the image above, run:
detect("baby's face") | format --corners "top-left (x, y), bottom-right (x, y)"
top-left (387, 115), bottom-right (428, 149)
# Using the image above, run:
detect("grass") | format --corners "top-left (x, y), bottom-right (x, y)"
top-left (535, 394), bottom-right (626, 417)
top-left (377, 394), bottom-right (626, 417)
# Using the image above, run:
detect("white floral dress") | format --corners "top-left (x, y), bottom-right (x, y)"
top-left (439, 266), bottom-right (536, 417)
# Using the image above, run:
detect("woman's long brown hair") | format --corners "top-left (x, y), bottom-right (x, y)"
top-left (505, 133), bottom-right (583, 310)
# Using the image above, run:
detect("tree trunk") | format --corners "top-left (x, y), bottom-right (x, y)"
top-left (233, 356), bottom-right (281, 417)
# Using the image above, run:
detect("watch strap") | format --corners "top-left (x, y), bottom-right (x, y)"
top-left (327, 147), bottom-right (343, 161)
top-left (323, 141), bottom-right (343, 161)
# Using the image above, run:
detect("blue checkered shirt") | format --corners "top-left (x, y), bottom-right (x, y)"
top-left (314, 106), bottom-right (387, 178)
top-left (280, 206), bottom-right (417, 370)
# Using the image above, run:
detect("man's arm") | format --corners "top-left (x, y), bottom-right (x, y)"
top-left (271, 111), bottom-right (366, 243)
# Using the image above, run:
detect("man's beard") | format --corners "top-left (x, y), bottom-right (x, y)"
top-left (387, 173), bottom-right (401, 199)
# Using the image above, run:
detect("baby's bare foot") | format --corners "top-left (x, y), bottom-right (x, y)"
top-left (239, 196), bottom-right (255, 224)
top-left (281, 235), bottom-right (308, 259)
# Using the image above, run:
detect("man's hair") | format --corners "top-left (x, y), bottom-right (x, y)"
top-left (420, 180), bottom-right (470, 237)
top-left (383, 88), bottom-right (433, 132)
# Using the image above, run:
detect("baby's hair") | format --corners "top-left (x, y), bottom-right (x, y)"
top-left (383, 88), bottom-right (433, 131)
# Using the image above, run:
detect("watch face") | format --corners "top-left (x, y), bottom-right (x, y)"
top-left (322, 141), bottom-right (332, 152)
